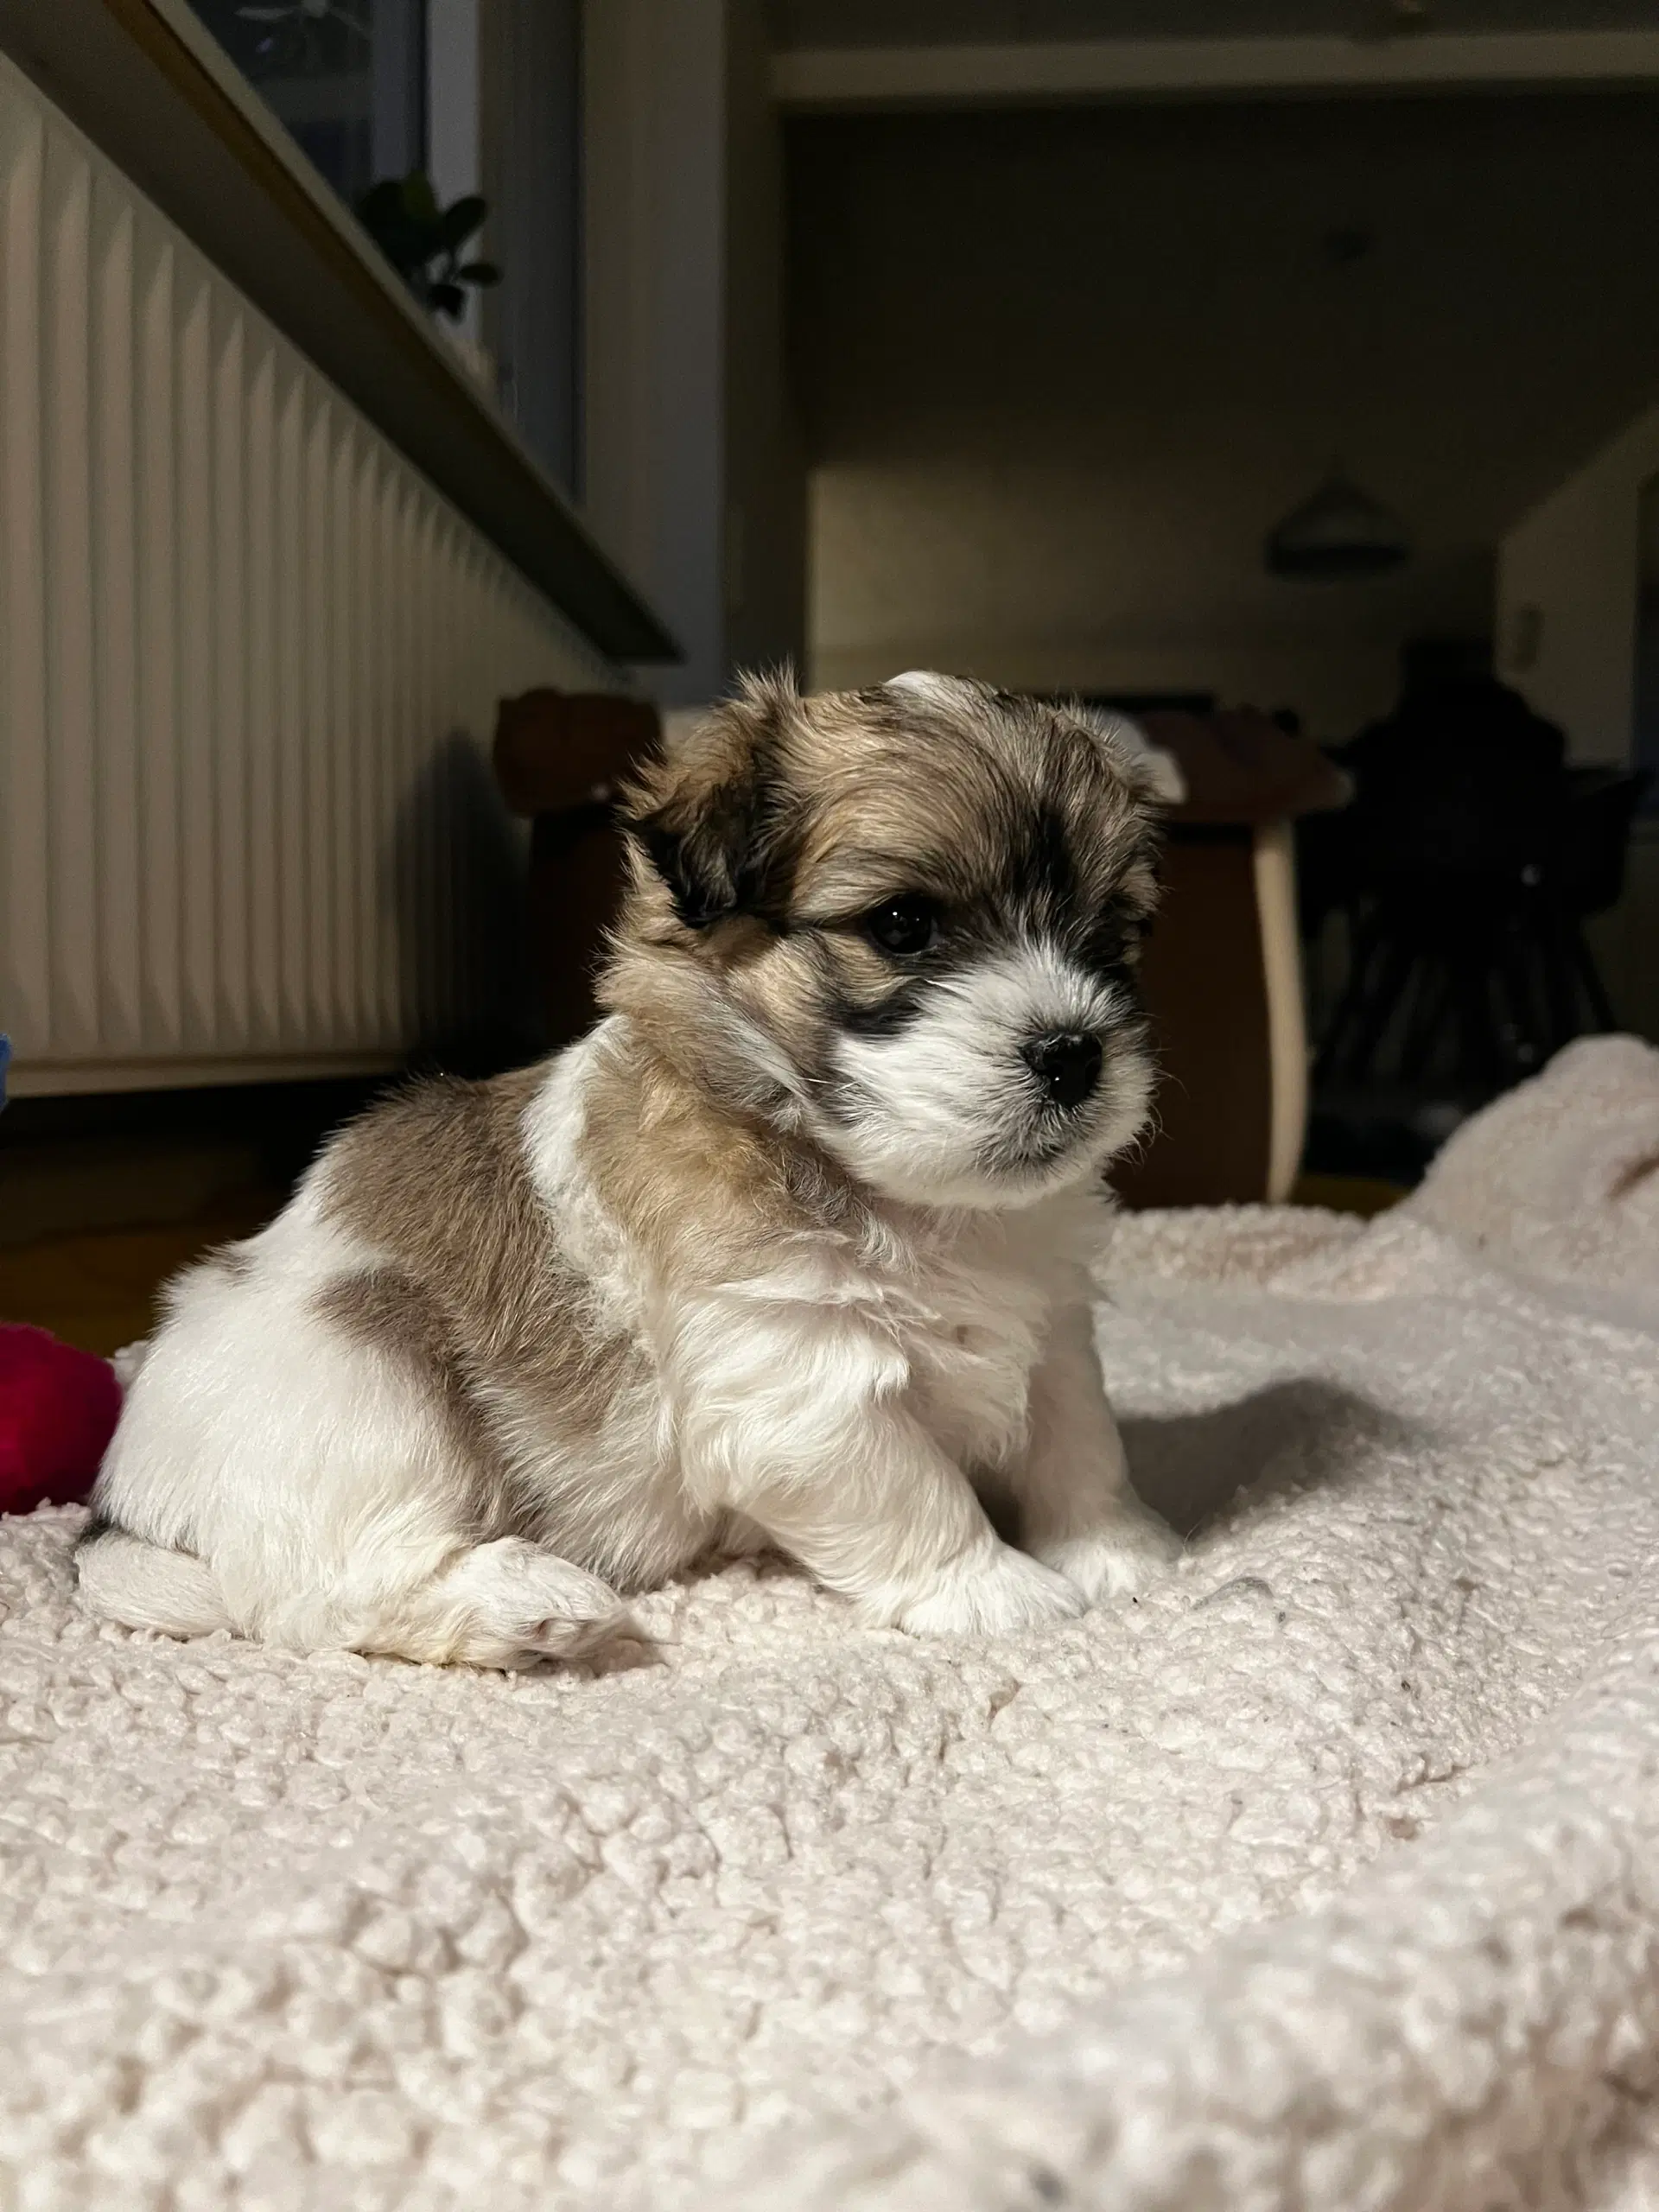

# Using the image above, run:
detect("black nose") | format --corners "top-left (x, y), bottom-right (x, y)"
top-left (1020, 1031), bottom-right (1103, 1111)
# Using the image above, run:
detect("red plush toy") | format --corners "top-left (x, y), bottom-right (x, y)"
top-left (0, 1325), bottom-right (123, 1517)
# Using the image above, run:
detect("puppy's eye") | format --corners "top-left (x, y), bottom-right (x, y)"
top-left (862, 894), bottom-right (941, 957)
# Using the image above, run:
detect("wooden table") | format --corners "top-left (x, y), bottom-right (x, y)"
top-left (1113, 711), bottom-right (1350, 1209)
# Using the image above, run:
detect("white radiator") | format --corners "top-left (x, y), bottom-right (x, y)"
top-left (0, 53), bottom-right (617, 1098)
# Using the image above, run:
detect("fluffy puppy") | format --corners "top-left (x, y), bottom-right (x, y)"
top-left (80, 671), bottom-right (1180, 1665)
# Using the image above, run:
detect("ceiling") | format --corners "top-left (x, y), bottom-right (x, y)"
top-left (767, 2), bottom-right (1659, 48)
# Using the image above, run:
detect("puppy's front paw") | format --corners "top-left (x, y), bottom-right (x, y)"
top-left (887, 1540), bottom-right (1086, 1637)
top-left (1031, 1503), bottom-right (1179, 1606)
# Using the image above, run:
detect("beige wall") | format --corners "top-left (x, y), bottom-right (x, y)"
top-left (582, 0), bottom-right (804, 704)
top-left (792, 94), bottom-right (1659, 735)
top-left (582, 0), bottom-right (726, 702)
top-left (726, 0), bottom-right (808, 679)
top-left (1497, 402), bottom-right (1659, 766)
top-left (810, 461), bottom-right (1433, 730)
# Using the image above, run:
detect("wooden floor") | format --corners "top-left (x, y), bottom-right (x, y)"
top-left (3, 1173), bottom-right (1402, 1363)
top-left (0, 1189), bottom-right (283, 1357)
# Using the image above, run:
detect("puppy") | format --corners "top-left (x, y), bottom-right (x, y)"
top-left (79, 671), bottom-right (1180, 1666)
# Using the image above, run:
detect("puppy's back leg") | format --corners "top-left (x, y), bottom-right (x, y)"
top-left (92, 1244), bottom-right (636, 1669)
top-left (79, 1520), bottom-right (632, 1669)
top-left (359, 1537), bottom-right (633, 1669)
top-left (77, 1526), bottom-right (232, 1637)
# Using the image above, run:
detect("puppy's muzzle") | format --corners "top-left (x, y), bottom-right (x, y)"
top-left (1020, 1031), bottom-right (1103, 1112)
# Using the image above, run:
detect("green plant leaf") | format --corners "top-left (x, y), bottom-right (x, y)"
top-left (435, 194), bottom-right (489, 251)
top-left (357, 174), bottom-right (445, 276)
top-left (357, 178), bottom-right (404, 224)
top-left (457, 260), bottom-right (501, 286)
top-left (401, 170), bottom-right (441, 225)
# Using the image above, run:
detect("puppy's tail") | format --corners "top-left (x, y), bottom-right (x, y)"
top-left (77, 1521), bottom-right (232, 1638)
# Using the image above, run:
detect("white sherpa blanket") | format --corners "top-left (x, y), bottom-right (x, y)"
top-left (4, 1038), bottom-right (1659, 2212)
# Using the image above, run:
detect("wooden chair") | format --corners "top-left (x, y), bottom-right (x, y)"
top-left (493, 689), bottom-right (662, 1051)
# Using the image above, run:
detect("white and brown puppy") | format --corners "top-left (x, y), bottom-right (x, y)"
top-left (80, 671), bottom-right (1181, 1667)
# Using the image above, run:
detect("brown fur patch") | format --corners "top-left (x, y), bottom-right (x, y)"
top-left (578, 1025), bottom-right (872, 1287)
top-left (320, 1068), bottom-right (633, 1534)
top-left (315, 1264), bottom-right (509, 1535)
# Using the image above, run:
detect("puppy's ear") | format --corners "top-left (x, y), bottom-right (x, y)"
top-left (1076, 706), bottom-right (1185, 808)
top-left (627, 671), bottom-right (797, 929)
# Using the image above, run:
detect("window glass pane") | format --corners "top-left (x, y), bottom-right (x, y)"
top-left (184, 0), bottom-right (426, 208)
top-left (483, 0), bottom-right (582, 492)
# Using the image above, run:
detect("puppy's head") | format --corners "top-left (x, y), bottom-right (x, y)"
top-left (609, 670), bottom-right (1174, 1210)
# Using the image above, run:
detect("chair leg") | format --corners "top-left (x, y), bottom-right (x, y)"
top-left (1535, 908), bottom-right (1582, 1052)
top-left (1448, 946), bottom-right (1508, 1091)
top-left (1496, 928), bottom-right (1547, 1074)
top-left (1398, 957), bottom-right (1451, 1083)
top-left (1313, 914), bottom-right (1382, 1085)
top-left (1343, 938), bottom-right (1416, 1086)
top-left (1570, 926), bottom-right (1620, 1032)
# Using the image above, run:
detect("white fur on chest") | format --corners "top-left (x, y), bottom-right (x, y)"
top-left (521, 1033), bottom-right (1107, 1497)
top-left (873, 1217), bottom-right (1065, 1471)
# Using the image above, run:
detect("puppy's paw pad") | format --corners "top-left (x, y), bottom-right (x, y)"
top-left (893, 1543), bottom-right (1085, 1637)
top-left (1033, 1513), bottom-right (1179, 1605)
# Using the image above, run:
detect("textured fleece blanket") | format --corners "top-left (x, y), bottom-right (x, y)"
top-left (3, 1038), bottom-right (1659, 2212)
